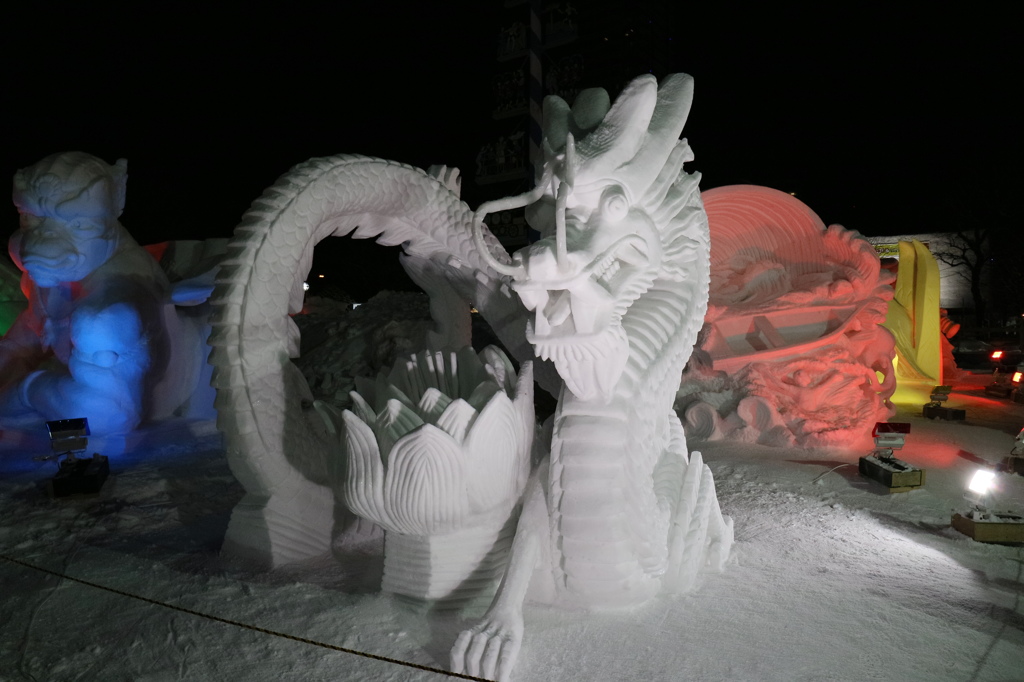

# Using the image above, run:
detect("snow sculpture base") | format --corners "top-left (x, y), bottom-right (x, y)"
top-left (221, 486), bottom-right (335, 569)
top-left (383, 512), bottom-right (517, 604)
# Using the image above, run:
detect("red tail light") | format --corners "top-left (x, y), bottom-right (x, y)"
top-left (991, 350), bottom-right (1004, 360)
top-left (1013, 371), bottom-right (1022, 384)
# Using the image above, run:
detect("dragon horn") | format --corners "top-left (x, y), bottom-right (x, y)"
top-left (619, 74), bottom-right (696, 199)
top-left (555, 133), bottom-right (575, 272)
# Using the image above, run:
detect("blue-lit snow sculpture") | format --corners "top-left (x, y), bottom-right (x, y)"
top-left (0, 152), bottom-right (216, 438)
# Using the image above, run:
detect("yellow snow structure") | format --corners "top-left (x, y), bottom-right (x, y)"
top-left (883, 240), bottom-right (942, 404)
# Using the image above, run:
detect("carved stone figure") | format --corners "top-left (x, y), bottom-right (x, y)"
top-left (1, 152), bottom-right (214, 438)
top-left (208, 74), bottom-right (731, 682)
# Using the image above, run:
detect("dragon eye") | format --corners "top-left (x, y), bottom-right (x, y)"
top-left (601, 186), bottom-right (629, 223)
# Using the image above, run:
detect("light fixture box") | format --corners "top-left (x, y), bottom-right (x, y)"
top-left (922, 404), bottom-right (965, 420)
top-left (50, 455), bottom-right (110, 497)
top-left (1001, 455), bottom-right (1024, 476)
top-left (859, 454), bottom-right (925, 492)
top-left (951, 511), bottom-right (1024, 543)
top-left (985, 381), bottom-right (1013, 398)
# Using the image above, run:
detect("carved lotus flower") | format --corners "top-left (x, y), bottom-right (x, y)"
top-left (316, 346), bottom-right (534, 601)
top-left (323, 346), bottom-right (534, 536)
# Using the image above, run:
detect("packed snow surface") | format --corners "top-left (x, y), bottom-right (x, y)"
top-left (2, 372), bottom-right (1023, 681)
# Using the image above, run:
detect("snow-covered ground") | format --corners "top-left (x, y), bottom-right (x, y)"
top-left (2, 368), bottom-right (1023, 681)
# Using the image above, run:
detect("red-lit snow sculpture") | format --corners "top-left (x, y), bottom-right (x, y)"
top-left (0, 152), bottom-right (216, 439)
top-left (678, 185), bottom-right (897, 448)
top-left (208, 73), bottom-right (731, 682)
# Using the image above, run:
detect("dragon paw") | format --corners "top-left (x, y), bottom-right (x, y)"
top-left (665, 450), bottom-right (734, 593)
top-left (450, 607), bottom-right (524, 682)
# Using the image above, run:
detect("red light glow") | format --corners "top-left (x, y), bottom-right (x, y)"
top-left (991, 350), bottom-right (1004, 360)
top-left (1014, 371), bottom-right (1022, 384)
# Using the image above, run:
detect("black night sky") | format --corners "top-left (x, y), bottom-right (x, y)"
top-left (3, 5), bottom-right (1019, 296)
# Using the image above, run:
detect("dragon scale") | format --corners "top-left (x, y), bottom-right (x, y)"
top-left (547, 193), bottom-right (711, 604)
top-left (208, 155), bottom-right (529, 564)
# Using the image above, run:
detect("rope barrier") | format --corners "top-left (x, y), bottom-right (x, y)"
top-left (0, 552), bottom-right (491, 681)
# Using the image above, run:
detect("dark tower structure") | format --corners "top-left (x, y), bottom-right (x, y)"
top-left (474, 1), bottom-right (678, 249)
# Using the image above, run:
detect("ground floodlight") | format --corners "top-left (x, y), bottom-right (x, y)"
top-left (1002, 427), bottom-right (1024, 475)
top-left (923, 385), bottom-right (965, 421)
top-left (860, 422), bottom-right (924, 493)
top-left (871, 422), bottom-right (910, 450)
top-left (967, 469), bottom-right (996, 497)
top-left (952, 466), bottom-right (1024, 543)
top-left (43, 418), bottom-right (109, 497)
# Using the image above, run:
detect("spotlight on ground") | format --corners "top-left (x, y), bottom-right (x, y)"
top-left (1000, 427), bottom-right (1024, 476)
top-left (41, 418), bottom-right (110, 497)
top-left (922, 385), bottom-right (964, 421)
top-left (858, 422), bottom-right (925, 493)
top-left (951, 464), bottom-right (1023, 543)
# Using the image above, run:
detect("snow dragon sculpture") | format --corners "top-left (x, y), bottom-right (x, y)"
top-left (450, 73), bottom-right (733, 681)
top-left (208, 73), bottom-right (731, 681)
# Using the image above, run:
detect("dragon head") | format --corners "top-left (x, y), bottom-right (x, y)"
top-left (473, 74), bottom-right (706, 402)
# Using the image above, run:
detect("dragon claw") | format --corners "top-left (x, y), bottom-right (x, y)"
top-left (451, 609), bottom-right (524, 682)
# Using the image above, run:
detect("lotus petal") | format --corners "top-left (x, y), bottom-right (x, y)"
top-left (342, 410), bottom-right (393, 529)
top-left (376, 398), bottom-right (424, 464)
top-left (463, 389), bottom-right (530, 512)
top-left (384, 424), bottom-right (468, 535)
top-left (349, 390), bottom-right (376, 426)
top-left (435, 397), bottom-right (477, 444)
top-left (456, 346), bottom-right (487, 398)
top-left (512, 361), bottom-right (535, 423)
top-left (481, 345), bottom-right (517, 395)
top-left (313, 400), bottom-right (348, 485)
top-left (417, 386), bottom-right (452, 424)
top-left (466, 380), bottom-right (501, 412)
top-left (381, 383), bottom-right (417, 413)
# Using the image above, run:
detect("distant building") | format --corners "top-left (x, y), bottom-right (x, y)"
top-left (864, 233), bottom-right (975, 315)
top-left (476, 1), bottom-right (677, 249)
